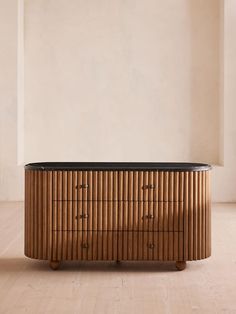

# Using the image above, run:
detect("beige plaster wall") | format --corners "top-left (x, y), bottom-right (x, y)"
top-left (0, 0), bottom-right (23, 201)
top-left (23, 0), bottom-right (221, 164)
top-left (0, 0), bottom-right (235, 202)
top-left (212, 0), bottom-right (236, 202)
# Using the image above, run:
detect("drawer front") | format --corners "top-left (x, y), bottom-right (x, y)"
top-left (52, 231), bottom-right (118, 261)
top-left (52, 170), bottom-right (184, 201)
top-left (117, 231), bottom-right (184, 261)
top-left (119, 201), bottom-right (183, 232)
top-left (52, 201), bottom-right (183, 232)
top-left (139, 201), bottom-right (183, 232)
top-left (51, 231), bottom-right (184, 261)
top-left (52, 201), bottom-right (119, 231)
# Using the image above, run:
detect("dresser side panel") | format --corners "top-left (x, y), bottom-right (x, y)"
top-left (25, 170), bottom-right (53, 260)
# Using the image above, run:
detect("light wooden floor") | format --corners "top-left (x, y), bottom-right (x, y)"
top-left (0, 202), bottom-right (236, 314)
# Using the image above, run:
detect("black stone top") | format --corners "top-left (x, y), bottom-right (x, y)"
top-left (25, 162), bottom-right (212, 171)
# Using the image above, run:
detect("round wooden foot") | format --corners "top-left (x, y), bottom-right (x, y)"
top-left (49, 260), bottom-right (60, 270)
top-left (175, 261), bottom-right (186, 271)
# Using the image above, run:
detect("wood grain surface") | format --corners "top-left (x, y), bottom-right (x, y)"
top-left (25, 170), bottom-right (211, 261)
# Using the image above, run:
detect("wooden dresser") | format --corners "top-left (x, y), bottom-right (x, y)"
top-left (24, 162), bottom-right (211, 270)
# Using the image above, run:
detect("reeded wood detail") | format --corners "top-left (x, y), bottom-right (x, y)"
top-left (25, 170), bottom-right (53, 260)
top-left (51, 231), bottom-right (184, 261)
top-left (25, 169), bottom-right (211, 263)
top-left (52, 171), bottom-right (184, 202)
top-left (52, 201), bottom-right (183, 232)
top-left (183, 171), bottom-right (211, 260)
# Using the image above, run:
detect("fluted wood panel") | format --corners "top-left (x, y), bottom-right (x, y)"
top-left (51, 231), bottom-right (184, 261)
top-left (25, 170), bottom-right (53, 260)
top-left (25, 169), bottom-right (211, 262)
top-left (52, 171), bottom-right (184, 201)
top-left (183, 171), bottom-right (211, 260)
top-left (52, 201), bottom-right (183, 232)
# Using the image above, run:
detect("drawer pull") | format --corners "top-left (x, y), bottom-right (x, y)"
top-left (75, 184), bottom-right (89, 189)
top-left (81, 243), bottom-right (89, 249)
top-left (148, 244), bottom-right (155, 249)
top-left (79, 213), bottom-right (89, 219)
top-left (142, 184), bottom-right (155, 190)
top-left (80, 184), bottom-right (89, 189)
top-left (142, 214), bottom-right (154, 219)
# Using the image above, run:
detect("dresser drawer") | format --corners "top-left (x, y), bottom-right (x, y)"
top-left (136, 202), bottom-right (183, 232)
top-left (52, 201), bottom-right (119, 231)
top-left (51, 230), bottom-right (183, 261)
top-left (52, 170), bottom-right (184, 201)
top-left (119, 201), bottom-right (183, 232)
top-left (52, 200), bottom-right (183, 232)
top-left (118, 231), bottom-right (184, 261)
top-left (52, 231), bottom-right (118, 261)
